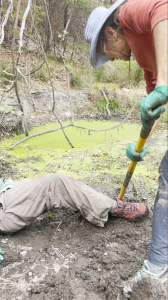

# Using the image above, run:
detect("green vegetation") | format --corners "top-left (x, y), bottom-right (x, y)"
top-left (70, 72), bottom-right (83, 87)
top-left (96, 95), bottom-right (119, 113)
top-left (70, 59), bottom-right (144, 89)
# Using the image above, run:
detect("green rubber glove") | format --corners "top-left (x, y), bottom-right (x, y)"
top-left (0, 247), bottom-right (4, 261)
top-left (126, 142), bottom-right (147, 162)
top-left (141, 86), bottom-right (168, 128)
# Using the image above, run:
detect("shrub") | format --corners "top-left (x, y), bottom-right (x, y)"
top-left (111, 59), bottom-right (144, 86)
top-left (70, 58), bottom-right (144, 89)
top-left (96, 95), bottom-right (119, 113)
top-left (70, 72), bottom-right (83, 87)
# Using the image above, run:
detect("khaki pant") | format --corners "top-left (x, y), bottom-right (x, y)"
top-left (0, 173), bottom-right (115, 233)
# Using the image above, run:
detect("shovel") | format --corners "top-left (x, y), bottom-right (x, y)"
top-left (118, 120), bottom-right (155, 200)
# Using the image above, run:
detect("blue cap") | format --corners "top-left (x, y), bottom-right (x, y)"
top-left (85, 0), bottom-right (126, 68)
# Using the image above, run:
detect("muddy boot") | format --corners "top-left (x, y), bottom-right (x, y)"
top-left (109, 198), bottom-right (149, 220)
top-left (123, 260), bottom-right (168, 298)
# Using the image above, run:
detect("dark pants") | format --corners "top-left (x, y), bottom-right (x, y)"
top-left (148, 151), bottom-right (168, 267)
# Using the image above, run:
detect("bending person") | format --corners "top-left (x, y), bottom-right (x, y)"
top-left (0, 173), bottom-right (149, 260)
top-left (85, 0), bottom-right (168, 293)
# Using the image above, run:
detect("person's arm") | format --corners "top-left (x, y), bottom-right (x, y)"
top-left (153, 19), bottom-right (168, 87)
top-left (146, 19), bottom-right (168, 139)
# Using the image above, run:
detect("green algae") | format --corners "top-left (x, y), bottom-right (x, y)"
top-left (2, 120), bottom-right (142, 152)
top-left (0, 121), bottom-right (167, 189)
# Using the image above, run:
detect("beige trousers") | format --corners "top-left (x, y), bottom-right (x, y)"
top-left (0, 173), bottom-right (115, 233)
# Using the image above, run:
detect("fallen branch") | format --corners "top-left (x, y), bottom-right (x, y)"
top-left (8, 123), bottom-right (73, 150)
top-left (8, 92), bottom-right (144, 150)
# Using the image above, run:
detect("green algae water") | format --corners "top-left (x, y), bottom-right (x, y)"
top-left (0, 120), bottom-right (166, 186)
top-left (3, 120), bottom-right (141, 154)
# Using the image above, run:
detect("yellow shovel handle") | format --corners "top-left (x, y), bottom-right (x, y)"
top-left (118, 137), bottom-right (146, 200)
top-left (118, 120), bottom-right (154, 200)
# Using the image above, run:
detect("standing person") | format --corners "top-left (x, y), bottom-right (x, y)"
top-left (85, 0), bottom-right (168, 293)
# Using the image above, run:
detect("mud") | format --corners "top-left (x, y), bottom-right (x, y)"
top-left (0, 130), bottom-right (167, 300)
top-left (0, 188), bottom-right (167, 300)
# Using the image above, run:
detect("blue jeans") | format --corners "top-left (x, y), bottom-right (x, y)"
top-left (148, 151), bottom-right (168, 267)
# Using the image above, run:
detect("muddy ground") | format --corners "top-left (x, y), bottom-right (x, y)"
top-left (0, 127), bottom-right (168, 300)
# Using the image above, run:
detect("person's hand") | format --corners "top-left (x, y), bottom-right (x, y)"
top-left (141, 86), bottom-right (168, 128)
top-left (0, 247), bottom-right (4, 261)
top-left (126, 143), bottom-right (147, 162)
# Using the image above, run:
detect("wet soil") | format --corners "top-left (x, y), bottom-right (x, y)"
top-left (0, 130), bottom-right (167, 300)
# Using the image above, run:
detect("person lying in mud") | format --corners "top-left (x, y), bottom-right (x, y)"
top-left (0, 172), bottom-right (149, 260)
top-left (85, 0), bottom-right (168, 294)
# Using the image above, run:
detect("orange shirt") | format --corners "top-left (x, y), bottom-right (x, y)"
top-left (119, 0), bottom-right (168, 94)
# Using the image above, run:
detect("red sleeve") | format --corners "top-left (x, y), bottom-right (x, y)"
top-left (144, 70), bottom-right (157, 94)
top-left (120, 0), bottom-right (168, 33)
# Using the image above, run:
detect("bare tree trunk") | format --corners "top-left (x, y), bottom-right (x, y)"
top-left (11, 0), bottom-right (29, 136)
top-left (30, 0), bottom-right (36, 35)
top-left (44, 0), bottom-right (52, 53)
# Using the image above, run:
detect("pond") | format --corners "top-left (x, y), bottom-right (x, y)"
top-left (0, 120), bottom-right (165, 186)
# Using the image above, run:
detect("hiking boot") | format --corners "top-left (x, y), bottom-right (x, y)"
top-left (123, 260), bottom-right (168, 296)
top-left (110, 198), bottom-right (149, 220)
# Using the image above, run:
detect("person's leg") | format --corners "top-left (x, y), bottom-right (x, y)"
top-left (0, 172), bottom-right (149, 233)
top-left (148, 150), bottom-right (168, 267)
top-left (48, 173), bottom-right (149, 227)
top-left (48, 173), bottom-right (115, 227)
top-left (123, 151), bottom-right (168, 296)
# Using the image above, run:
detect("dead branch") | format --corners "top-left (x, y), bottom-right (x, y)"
top-left (8, 123), bottom-right (73, 150)
top-left (100, 89), bottom-right (111, 116)
top-left (26, 60), bottom-right (45, 76)
top-left (0, 0), bottom-right (13, 44)
top-left (39, 38), bottom-right (74, 148)
top-left (0, 80), bottom-right (15, 92)
top-left (29, 7), bottom-right (74, 148)
top-left (19, 0), bottom-right (32, 54)
top-left (8, 92), bottom-right (144, 150)
top-left (2, 69), bottom-right (15, 77)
